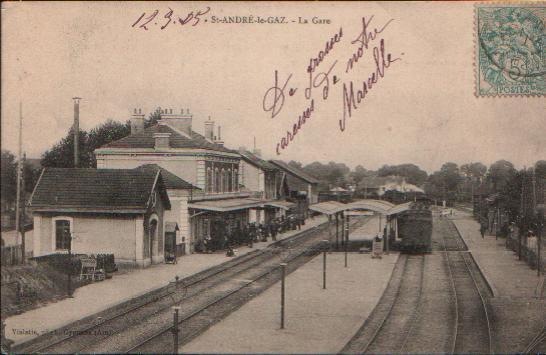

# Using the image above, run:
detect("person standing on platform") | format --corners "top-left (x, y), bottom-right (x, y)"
top-left (271, 220), bottom-right (278, 241)
top-left (248, 224), bottom-right (256, 247)
top-left (480, 223), bottom-right (487, 239)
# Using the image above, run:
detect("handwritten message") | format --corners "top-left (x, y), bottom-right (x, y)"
top-left (262, 16), bottom-right (401, 155)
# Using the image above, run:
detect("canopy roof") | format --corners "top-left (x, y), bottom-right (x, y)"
top-left (308, 201), bottom-right (346, 215)
top-left (309, 199), bottom-right (412, 216)
top-left (264, 200), bottom-right (297, 210)
top-left (188, 198), bottom-right (264, 212)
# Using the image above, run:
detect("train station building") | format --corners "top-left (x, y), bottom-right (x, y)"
top-left (87, 108), bottom-right (308, 262)
top-left (29, 168), bottom-right (171, 267)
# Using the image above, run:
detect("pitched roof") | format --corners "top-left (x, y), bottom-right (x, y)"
top-left (134, 164), bottom-right (200, 190)
top-left (269, 160), bottom-right (320, 184)
top-left (239, 150), bottom-right (278, 171)
top-left (99, 124), bottom-right (235, 154)
top-left (30, 168), bottom-right (170, 212)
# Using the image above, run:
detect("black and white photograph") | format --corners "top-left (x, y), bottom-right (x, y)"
top-left (1, 1), bottom-right (545, 353)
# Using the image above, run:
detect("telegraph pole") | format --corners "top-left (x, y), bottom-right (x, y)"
top-left (73, 97), bottom-right (81, 167)
top-left (15, 102), bottom-right (23, 262)
top-left (20, 153), bottom-right (26, 263)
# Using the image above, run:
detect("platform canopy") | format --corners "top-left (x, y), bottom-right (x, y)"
top-left (264, 200), bottom-right (297, 211)
top-left (385, 202), bottom-right (413, 216)
top-left (188, 198), bottom-right (264, 212)
top-left (310, 199), bottom-right (413, 216)
top-left (344, 199), bottom-right (395, 214)
top-left (308, 201), bottom-right (346, 215)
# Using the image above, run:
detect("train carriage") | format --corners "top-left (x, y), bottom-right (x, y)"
top-left (397, 205), bottom-right (432, 253)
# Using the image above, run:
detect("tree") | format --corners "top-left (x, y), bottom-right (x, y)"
top-left (535, 160), bottom-right (546, 179)
top-left (287, 160), bottom-right (303, 170)
top-left (302, 161), bottom-right (350, 190)
top-left (350, 165), bottom-right (370, 185)
top-left (440, 162), bottom-right (462, 192)
top-left (487, 160), bottom-right (516, 192)
top-left (461, 162), bottom-right (487, 180)
top-left (41, 120), bottom-right (131, 169)
top-left (377, 164), bottom-right (428, 186)
top-left (1, 150), bottom-right (18, 205)
top-left (41, 129), bottom-right (90, 168)
top-left (87, 120), bottom-right (131, 166)
top-left (424, 162), bottom-right (463, 202)
top-left (145, 107), bottom-right (162, 128)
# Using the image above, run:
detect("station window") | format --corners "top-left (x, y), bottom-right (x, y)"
top-left (206, 168), bottom-right (212, 193)
top-left (55, 219), bottom-right (71, 250)
top-left (215, 168), bottom-right (221, 193)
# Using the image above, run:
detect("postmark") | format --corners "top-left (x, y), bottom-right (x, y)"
top-left (475, 3), bottom-right (545, 96)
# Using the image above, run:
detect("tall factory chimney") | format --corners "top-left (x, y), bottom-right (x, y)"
top-left (72, 97), bottom-right (82, 167)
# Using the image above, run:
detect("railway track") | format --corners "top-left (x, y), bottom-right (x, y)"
top-left (341, 254), bottom-right (425, 353)
top-left (342, 216), bottom-right (493, 354)
top-left (522, 325), bottom-right (546, 353)
top-left (439, 218), bottom-right (493, 354)
top-left (15, 218), bottom-right (367, 354)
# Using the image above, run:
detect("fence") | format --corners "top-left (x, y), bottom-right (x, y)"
top-left (506, 233), bottom-right (545, 272)
top-left (1, 245), bottom-right (24, 266)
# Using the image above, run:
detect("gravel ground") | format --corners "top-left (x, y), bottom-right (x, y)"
top-left (489, 297), bottom-right (546, 353)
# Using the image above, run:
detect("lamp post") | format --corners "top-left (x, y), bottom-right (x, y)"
top-left (345, 215), bottom-right (350, 268)
top-left (322, 240), bottom-right (328, 289)
top-left (280, 263), bottom-right (287, 329)
top-left (537, 204), bottom-right (544, 277)
top-left (172, 306), bottom-right (181, 353)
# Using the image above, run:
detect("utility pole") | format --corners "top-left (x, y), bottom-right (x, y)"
top-left (73, 97), bottom-right (81, 167)
top-left (20, 153), bottom-right (26, 264)
top-left (15, 102), bottom-right (23, 262)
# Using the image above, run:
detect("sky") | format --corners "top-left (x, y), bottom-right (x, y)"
top-left (2, 1), bottom-right (544, 173)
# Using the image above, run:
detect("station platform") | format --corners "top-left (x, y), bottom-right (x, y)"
top-left (449, 209), bottom-right (543, 299)
top-left (5, 215), bottom-right (327, 345)
top-left (181, 251), bottom-right (399, 354)
top-left (449, 209), bottom-right (545, 353)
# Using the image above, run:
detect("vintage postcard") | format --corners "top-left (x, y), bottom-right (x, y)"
top-left (1, 2), bottom-right (545, 354)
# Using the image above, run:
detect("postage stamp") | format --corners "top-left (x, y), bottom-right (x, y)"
top-left (475, 3), bottom-right (545, 96)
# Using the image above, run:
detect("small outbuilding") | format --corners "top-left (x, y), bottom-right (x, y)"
top-left (29, 168), bottom-right (171, 267)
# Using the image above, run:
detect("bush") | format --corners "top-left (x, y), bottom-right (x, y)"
top-left (31, 253), bottom-right (116, 275)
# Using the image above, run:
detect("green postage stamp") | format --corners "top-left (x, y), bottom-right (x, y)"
top-left (475, 3), bottom-right (545, 96)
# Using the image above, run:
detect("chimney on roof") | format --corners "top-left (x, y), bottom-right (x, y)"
top-left (204, 116), bottom-right (214, 141)
top-left (214, 126), bottom-right (224, 146)
top-left (153, 132), bottom-right (171, 149)
top-left (252, 137), bottom-right (261, 157)
top-left (159, 108), bottom-right (192, 135)
top-left (130, 108), bottom-right (145, 134)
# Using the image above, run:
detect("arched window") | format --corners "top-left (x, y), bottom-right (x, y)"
top-left (233, 169), bottom-right (239, 191)
top-left (206, 168), bottom-right (213, 193)
top-left (215, 168), bottom-right (221, 193)
top-left (220, 169), bottom-right (225, 193)
top-left (227, 169), bottom-right (232, 192)
top-left (224, 169), bottom-right (230, 193)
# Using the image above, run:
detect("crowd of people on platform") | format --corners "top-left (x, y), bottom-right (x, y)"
top-left (195, 215), bottom-right (306, 255)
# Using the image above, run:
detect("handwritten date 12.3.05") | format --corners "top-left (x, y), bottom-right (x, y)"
top-left (132, 7), bottom-right (211, 30)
